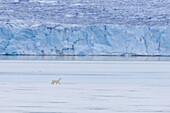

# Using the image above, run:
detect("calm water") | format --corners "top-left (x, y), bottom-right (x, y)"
top-left (1, 55), bottom-right (170, 61)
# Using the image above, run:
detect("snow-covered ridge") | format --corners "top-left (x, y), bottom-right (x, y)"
top-left (0, 25), bottom-right (170, 55)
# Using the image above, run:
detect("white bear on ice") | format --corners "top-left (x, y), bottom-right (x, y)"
top-left (51, 78), bottom-right (62, 85)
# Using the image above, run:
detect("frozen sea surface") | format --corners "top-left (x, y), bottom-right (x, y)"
top-left (0, 59), bottom-right (170, 113)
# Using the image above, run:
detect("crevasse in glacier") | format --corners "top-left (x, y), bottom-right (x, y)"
top-left (0, 25), bottom-right (170, 55)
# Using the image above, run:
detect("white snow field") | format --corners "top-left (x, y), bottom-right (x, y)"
top-left (0, 60), bottom-right (170, 113)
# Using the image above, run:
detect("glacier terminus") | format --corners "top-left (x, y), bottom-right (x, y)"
top-left (0, 0), bottom-right (170, 55)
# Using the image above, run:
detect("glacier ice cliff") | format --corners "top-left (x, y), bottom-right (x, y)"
top-left (0, 0), bottom-right (170, 55)
top-left (0, 25), bottom-right (170, 55)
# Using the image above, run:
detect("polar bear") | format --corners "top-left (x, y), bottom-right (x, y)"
top-left (51, 78), bottom-right (62, 85)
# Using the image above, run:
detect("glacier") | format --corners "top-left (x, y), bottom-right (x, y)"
top-left (0, 0), bottom-right (170, 55)
top-left (1, 25), bottom-right (170, 55)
